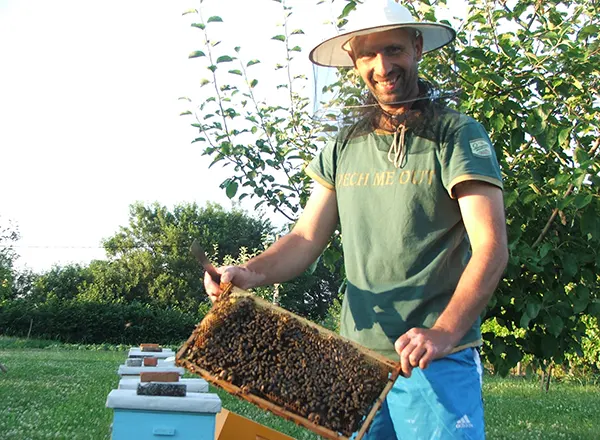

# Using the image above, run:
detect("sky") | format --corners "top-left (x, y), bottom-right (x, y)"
top-left (0, 0), bottom-right (466, 273)
top-left (0, 0), bottom-right (331, 272)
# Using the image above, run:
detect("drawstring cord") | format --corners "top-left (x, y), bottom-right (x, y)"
top-left (388, 123), bottom-right (407, 168)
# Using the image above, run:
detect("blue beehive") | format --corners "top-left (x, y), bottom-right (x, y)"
top-left (106, 389), bottom-right (221, 440)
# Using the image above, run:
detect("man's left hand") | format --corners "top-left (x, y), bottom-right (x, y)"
top-left (394, 327), bottom-right (455, 377)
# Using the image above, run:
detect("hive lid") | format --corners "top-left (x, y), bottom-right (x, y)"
top-left (128, 348), bottom-right (174, 359)
top-left (118, 365), bottom-right (185, 376)
top-left (106, 389), bottom-right (221, 413)
top-left (119, 378), bottom-right (209, 393)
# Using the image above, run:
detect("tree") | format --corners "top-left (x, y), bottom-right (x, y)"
top-left (81, 202), bottom-right (273, 312)
top-left (183, 0), bottom-right (600, 374)
top-left (409, 0), bottom-right (600, 375)
top-left (27, 264), bottom-right (92, 304)
top-left (0, 218), bottom-right (19, 302)
top-left (180, 0), bottom-right (337, 223)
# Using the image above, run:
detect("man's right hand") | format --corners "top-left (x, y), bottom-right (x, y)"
top-left (203, 266), bottom-right (265, 302)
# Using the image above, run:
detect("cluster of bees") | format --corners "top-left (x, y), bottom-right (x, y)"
top-left (182, 296), bottom-right (389, 436)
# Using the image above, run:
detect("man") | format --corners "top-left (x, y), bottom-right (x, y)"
top-left (205, 1), bottom-right (508, 438)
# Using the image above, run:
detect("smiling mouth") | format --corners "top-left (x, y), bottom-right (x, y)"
top-left (375, 78), bottom-right (398, 92)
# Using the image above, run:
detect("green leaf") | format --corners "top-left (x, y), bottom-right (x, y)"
top-left (247, 60), bottom-right (260, 67)
top-left (579, 24), bottom-right (599, 40)
top-left (216, 55), bottom-right (234, 63)
top-left (504, 190), bottom-right (519, 208)
top-left (539, 242), bottom-right (552, 259)
top-left (228, 69), bottom-right (242, 76)
top-left (226, 181), bottom-right (238, 199)
top-left (545, 314), bottom-right (564, 337)
top-left (179, 110), bottom-right (192, 116)
top-left (557, 195), bottom-right (572, 210)
top-left (250, 79), bottom-right (258, 88)
top-left (182, 9), bottom-right (198, 15)
top-left (580, 209), bottom-right (599, 238)
top-left (505, 345), bottom-right (522, 366)
top-left (492, 339), bottom-right (506, 356)
top-left (306, 256), bottom-right (320, 275)
top-left (207, 16), bottom-right (223, 23)
top-left (291, 29), bottom-right (305, 35)
top-left (558, 128), bottom-right (570, 146)
top-left (561, 253), bottom-right (578, 277)
top-left (510, 129), bottom-right (524, 150)
top-left (340, 1), bottom-right (357, 18)
top-left (191, 23), bottom-right (205, 30)
top-left (573, 194), bottom-right (593, 209)
top-left (188, 50), bottom-right (206, 58)
top-left (272, 35), bottom-right (286, 42)
top-left (573, 286), bottom-right (590, 314)
top-left (574, 148), bottom-right (590, 164)
top-left (526, 301), bottom-right (542, 320)
top-left (526, 110), bottom-right (546, 135)
top-left (588, 300), bottom-right (600, 316)
top-left (519, 312), bottom-right (531, 329)
top-left (491, 114), bottom-right (505, 131)
top-left (541, 333), bottom-right (558, 358)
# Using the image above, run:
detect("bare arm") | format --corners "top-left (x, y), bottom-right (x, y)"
top-left (431, 181), bottom-right (508, 342)
top-left (204, 183), bottom-right (339, 301)
top-left (395, 180), bottom-right (508, 376)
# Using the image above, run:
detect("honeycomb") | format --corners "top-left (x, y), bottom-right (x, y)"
top-left (177, 293), bottom-right (394, 437)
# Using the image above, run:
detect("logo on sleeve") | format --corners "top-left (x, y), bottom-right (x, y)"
top-left (469, 139), bottom-right (493, 158)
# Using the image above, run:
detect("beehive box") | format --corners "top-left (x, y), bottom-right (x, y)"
top-left (176, 285), bottom-right (402, 440)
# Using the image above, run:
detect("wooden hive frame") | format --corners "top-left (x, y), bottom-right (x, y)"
top-left (176, 284), bottom-right (402, 440)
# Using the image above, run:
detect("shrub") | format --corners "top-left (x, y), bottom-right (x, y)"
top-left (0, 298), bottom-right (203, 345)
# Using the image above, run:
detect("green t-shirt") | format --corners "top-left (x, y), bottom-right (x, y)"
top-left (306, 108), bottom-right (503, 360)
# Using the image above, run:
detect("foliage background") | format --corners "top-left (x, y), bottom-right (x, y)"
top-left (180, 0), bottom-right (600, 376)
top-left (1, 0), bottom-right (599, 377)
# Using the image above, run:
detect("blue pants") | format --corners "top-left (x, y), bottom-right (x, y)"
top-left (354, 348), bottom-right (485, 440)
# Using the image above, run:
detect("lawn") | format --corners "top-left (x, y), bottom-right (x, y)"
top-left (1, 341), bottom-right (599, 439)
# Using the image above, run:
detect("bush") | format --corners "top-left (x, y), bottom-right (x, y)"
top-left (0, 299), bottom-right (203, 345)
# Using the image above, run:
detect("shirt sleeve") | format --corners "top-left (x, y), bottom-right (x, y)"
top-left (438, 120), bottom-right (503, 198)
top-left (305, 138), bottom-right (337, 190)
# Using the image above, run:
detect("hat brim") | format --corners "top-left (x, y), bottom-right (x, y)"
top-left (309, 23), bottom-right (456, 68)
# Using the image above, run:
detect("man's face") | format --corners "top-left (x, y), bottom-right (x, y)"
top-left (349, 28), bottom-right (423, 112)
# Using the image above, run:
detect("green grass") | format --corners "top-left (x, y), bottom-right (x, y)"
top-left (1, 340), bottom-right (599, 439)
top-left (0, 348), bottom-right (121, 439)
top-left (484, 375), bottom-right (600, 439)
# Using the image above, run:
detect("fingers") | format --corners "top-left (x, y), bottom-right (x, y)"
top-left (395, 335), bottom-right (415, 378)
top-left (204, 270), bottom-right (221, 303)
top-left (394, 330), bottom-right (437, 377)
top-left (418, 349), bottom-right (435, 370)
top-left (203, 265), bottom-right (264, 302)
top-left (220, 267), bottom-right (235, 284)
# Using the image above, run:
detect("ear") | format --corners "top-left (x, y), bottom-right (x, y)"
top-left (348, 51), bottom-right (358, 69)
top-left (414, 33), bottom-right (424, 61)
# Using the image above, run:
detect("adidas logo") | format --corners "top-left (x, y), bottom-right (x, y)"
top-left (456, 415), bottom-right (474, 429)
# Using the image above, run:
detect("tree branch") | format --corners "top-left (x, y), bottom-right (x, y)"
top-left (532, 184), bottom-right (574, 248)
